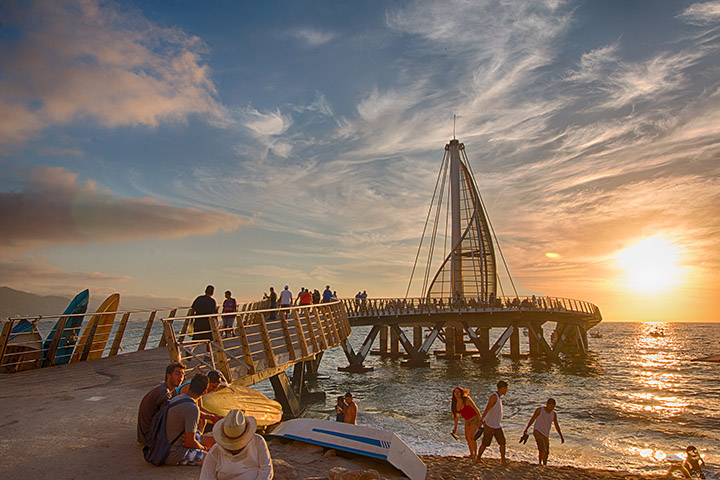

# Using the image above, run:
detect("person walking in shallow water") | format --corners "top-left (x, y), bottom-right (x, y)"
top-left (522, 398), bottom-right (564, 465)
top-left (451, 386), bottom-right (482, 459)
top-left (476, 380), bottom-right (509, 465)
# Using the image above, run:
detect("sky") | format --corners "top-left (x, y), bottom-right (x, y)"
top-left (1, 0), bottom-right (719, 322)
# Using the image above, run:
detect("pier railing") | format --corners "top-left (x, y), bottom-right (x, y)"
top-left (0, 298), bottom-right (290, 374)
top-left (160, 300), bottom-right (351, 385)
top-left (342, 295), bottom-right (602, 320)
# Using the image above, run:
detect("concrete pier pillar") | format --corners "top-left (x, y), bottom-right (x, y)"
top-left (390, 326), bottom-right (401, 358)
top-left (529, 325), bottom-right (542, 356)
top-left (413, 326), bottom-right (423, 349)
top-left (479, 326), bottom-right (490, 354)
top-left (509, 326), bottom-right (520, 359)
top-left (379, 325), bottom-right (388, 357)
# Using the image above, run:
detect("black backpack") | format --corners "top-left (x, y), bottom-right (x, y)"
top-left (143, 396), bottom-right (195, 466)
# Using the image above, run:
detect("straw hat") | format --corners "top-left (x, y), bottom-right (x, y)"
top-left (212, 409), bottom-right (257, 451)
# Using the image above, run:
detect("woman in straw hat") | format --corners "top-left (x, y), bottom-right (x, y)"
top-left (199, 409), bottom-right (272, 480)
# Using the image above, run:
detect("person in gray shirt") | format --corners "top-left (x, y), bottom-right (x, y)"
top-left (165, 374), bottom-right (216, 466)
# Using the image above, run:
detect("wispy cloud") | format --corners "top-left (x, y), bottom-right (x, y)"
top-left (0, 0), bottom-right (224, 145)
top-left (289, 27), bottom-right (337, 47)
top-left (679, 1), bottom-right (720, 25)
top-left (0, 166), bottom-right (251, 256)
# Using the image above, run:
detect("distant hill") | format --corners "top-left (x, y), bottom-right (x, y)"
top-left (0, 286), bottom-right (191, 319)
top-left (0, 286), bottom-right (71, 319)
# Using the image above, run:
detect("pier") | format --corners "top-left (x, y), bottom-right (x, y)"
top-left (1, 299), bottom-right (350, 417)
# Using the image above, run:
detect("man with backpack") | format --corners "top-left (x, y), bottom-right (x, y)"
top-left (137, 362), bottom-right (186, 445)
top-left (164, 373), bottom-right (216, 466)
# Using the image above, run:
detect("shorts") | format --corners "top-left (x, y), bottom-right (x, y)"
top-left (533, 430), bottom-right (549, 455)
top-left (177, 433), bottom-right (206, 466)
top-left (222, 315), bottom-right (235, 329)
top-left (481, 426), bottom-right (506, 447)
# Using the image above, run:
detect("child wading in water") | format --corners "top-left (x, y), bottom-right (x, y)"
top-left (451, 386), bottom-right (482, 459)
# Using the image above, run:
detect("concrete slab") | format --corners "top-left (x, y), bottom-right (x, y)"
top-left (0, 347), bottom-right (201, 480)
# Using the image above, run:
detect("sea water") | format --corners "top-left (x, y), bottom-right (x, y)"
top-left (256, 322), bottom-right (720, 478)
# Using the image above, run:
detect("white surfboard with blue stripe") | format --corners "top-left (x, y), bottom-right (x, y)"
top-left (271, 418), bottom-right (426, 480)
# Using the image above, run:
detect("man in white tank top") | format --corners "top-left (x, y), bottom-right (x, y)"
top-left (522, 398), bottom-right (564, 465)
top-left (475, 380), bottom-right (509, 465)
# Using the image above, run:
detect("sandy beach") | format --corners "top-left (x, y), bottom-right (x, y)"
top-left (266, 439), bottom-right (667, 479)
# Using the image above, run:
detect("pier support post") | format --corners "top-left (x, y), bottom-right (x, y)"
top-left (378, 326), bottom-right (388, 357)
top-left (270, 371), bottom-right (303, 419)
top-left (509, 326), bottom-right (520, 359)
top-left (414, 327), bottom-right (423, 349)
top-left (529, 325), bottom-right (542, 357)
top-left (389, 327), bottom-right (402, 359)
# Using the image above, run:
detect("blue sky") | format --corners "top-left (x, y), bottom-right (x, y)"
top-left (1, 0), bottom-right (719, 321)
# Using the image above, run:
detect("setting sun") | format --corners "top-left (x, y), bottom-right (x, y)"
top-left (616, 236), bottom-right (683, 294)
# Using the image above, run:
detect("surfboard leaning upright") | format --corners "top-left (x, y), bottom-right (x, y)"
top-left (42, 289), bottom-right (89, 366)
top-left (270, 418), bottom-right (427, 480)
top-left (71, 293), bottom-right (120, 362)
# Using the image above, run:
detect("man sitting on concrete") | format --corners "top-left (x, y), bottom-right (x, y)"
top-left (165, 373), bottom-right (216, 466)
top-left (176, 371), bottom-right (225, 432)
top-left (137, 362), bottom-right (186, 444)
top-left (199, 409), bottom-right (272, 479)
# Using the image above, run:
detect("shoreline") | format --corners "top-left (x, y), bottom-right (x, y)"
top-left (267, 439), bottom-right (669, 479)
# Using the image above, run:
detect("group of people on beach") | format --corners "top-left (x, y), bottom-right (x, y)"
top-left (334, 392), bottom-right (358, 424)
top-left (451, 381), bottom-right (563, 466)
top-left (451, 382), bottom-right (706, 478)
top-left (136, 362), bottom-right (273, 479)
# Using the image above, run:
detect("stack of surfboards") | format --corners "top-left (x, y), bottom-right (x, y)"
top-left (203, 384), bottom-right (283, 427)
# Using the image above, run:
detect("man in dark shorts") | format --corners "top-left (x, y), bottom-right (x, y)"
top-left (137, 362), bottom-right (186, 444)
top-left (522, 397), bottom-right (564, 465)
top-left (190, 285), bottom-right (217, 356)
top-left (476, 380), bottom-right (509, 465)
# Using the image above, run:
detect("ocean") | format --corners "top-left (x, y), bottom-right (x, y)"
top-left (256, 322), bottom-right (720, 478)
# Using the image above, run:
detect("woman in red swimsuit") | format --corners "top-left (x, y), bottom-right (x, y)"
top-left (451, 386), bottom-right (482, 459)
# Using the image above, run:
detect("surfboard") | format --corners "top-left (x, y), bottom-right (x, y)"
top-left (1, 325), bottom-right (42, 372)
top-left (71, 293), bottom-right (120, 362)
top-left (202, 384), bottom-right (283, 427)
top-left (270, 418), bottom-right (427, 480)
top-left (42, 289), bottom-right (89, 365)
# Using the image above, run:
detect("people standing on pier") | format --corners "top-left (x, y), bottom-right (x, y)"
top-left (165, 373), bottom-right (216, 466)
top-left (343, 392), bottom-right (357, 424)
top-left (190, 285), bottom-right (218, 357)
top-left (322, 285), bottom-right (333, 303)
top-left (334, 395), bottom-right (346, 422)
top-left (264, 287), bottom-right (278, 320)
top-left (199, 409), bottom-right (273, 480)
top-left (298, 288), bottom-right (313, 306)
top-left (451, 386), bottom-right (482, 459)
top-left (522, 398), bottom-right (564, 465)
top-left (312, 288), bottom-right (321, 304)
top-left (475, 380), bottom-right (509, 465)
top-left (221, 290), bottom-right (237, 339)
top-left (279, 286), bottom-right (293, 309)
top-left (137, 362), bottom-right (186, 444)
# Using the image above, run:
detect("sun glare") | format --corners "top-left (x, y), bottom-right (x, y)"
top-left (616, 236), bottom-right (683, 294)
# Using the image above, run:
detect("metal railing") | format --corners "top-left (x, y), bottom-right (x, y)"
top-left (161, 300), bottom-right (351, 384)
top-left (341, 295), bottom-right (602, 319)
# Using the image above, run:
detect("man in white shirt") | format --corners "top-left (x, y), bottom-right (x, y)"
top-left (279, 285), bottom-right (293, 308)
top-left (522, 398), bottom-right (564, 465)
top-left (476, 380), bottom-right (509, 465)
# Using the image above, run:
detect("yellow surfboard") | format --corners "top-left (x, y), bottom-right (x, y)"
top-left (203, 384), bottom-right (283, 427)
top-left (71, 293), bottom-right (120, 362)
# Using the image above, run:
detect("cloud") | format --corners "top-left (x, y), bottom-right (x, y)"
top-left (679, 1), bottom-right (720, 25)
top-left (240, 107), bottom-right (293, 138)
top-left (0, 0), bottom-right (224, 145)
top-left (0, 166), bottom-right (251, 256)
top-left (289, 27), bottom-right (337, 47)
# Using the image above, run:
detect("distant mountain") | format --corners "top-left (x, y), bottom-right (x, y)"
top-left (0, 286), bottom-right (192, 319)
top-left (0, 286), bottom-right (71, 319)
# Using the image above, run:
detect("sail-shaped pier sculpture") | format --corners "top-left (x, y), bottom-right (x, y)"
top-left (339, 138), bottom-right (602, 371)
